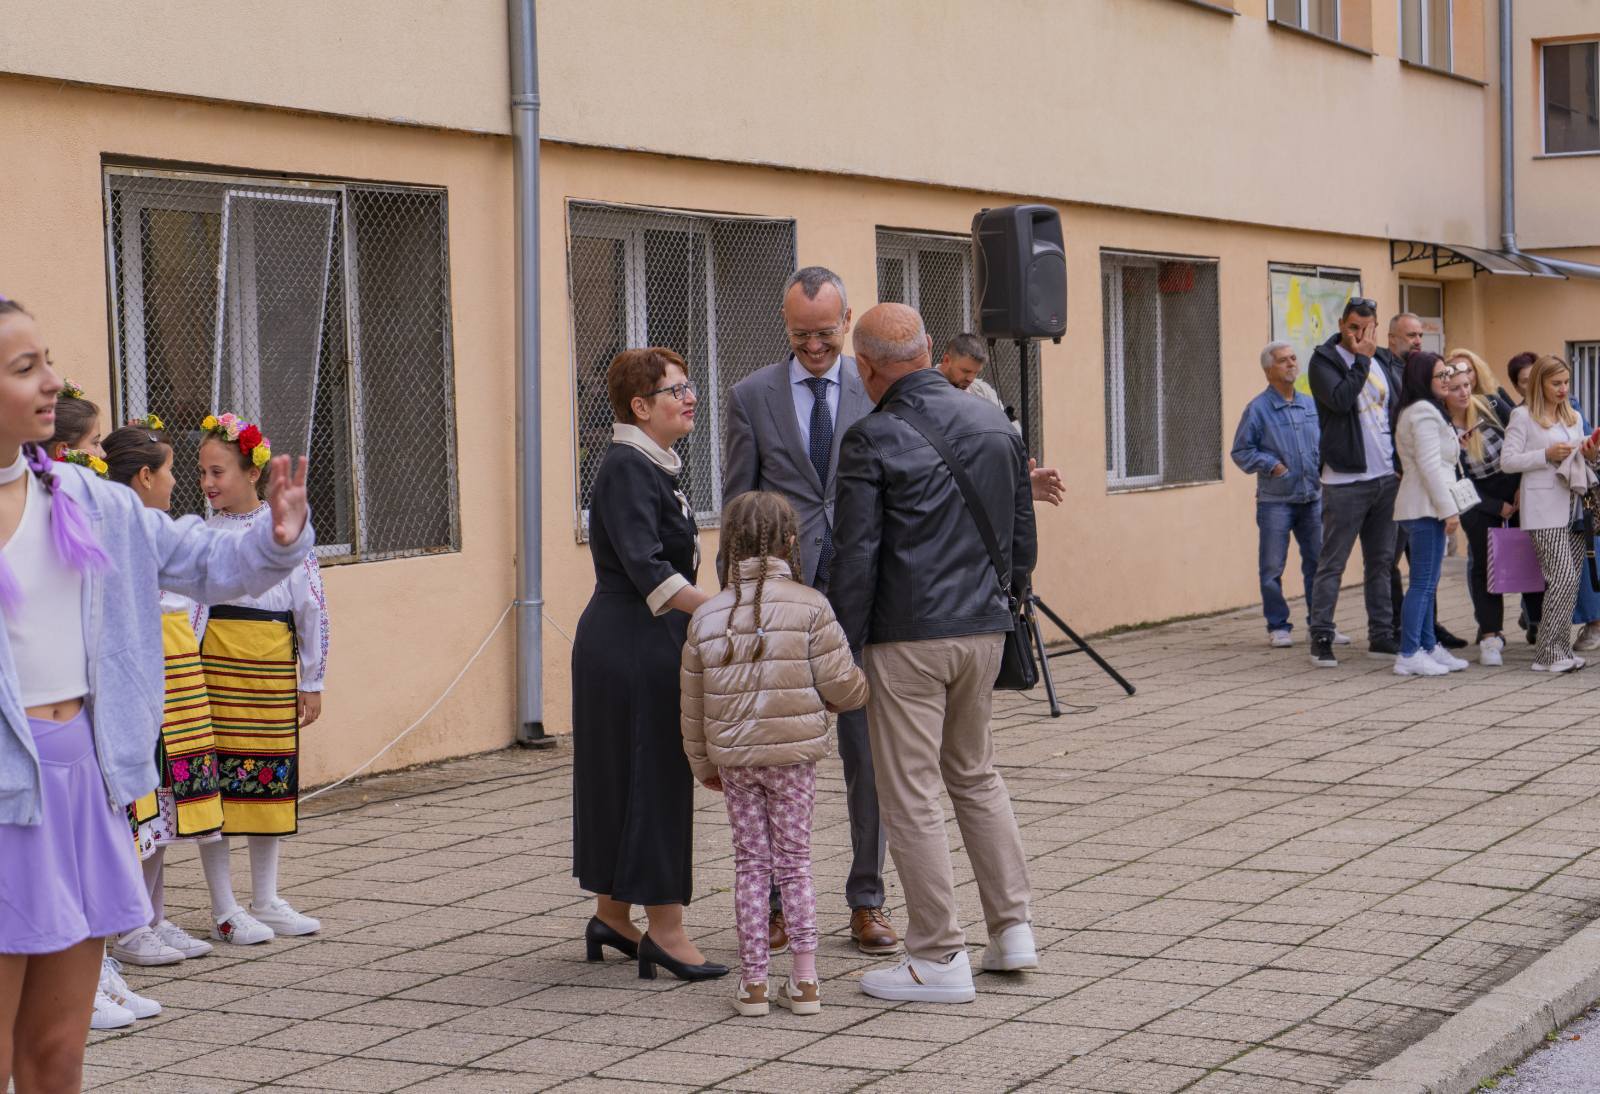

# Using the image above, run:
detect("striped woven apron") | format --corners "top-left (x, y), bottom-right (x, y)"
top-left (131, 611), bottom-right (225, 843)
top-left (201, 606), bottom-right (300, 835)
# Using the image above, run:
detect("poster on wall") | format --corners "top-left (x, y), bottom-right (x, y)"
top-left (1268, 266), bottom-right (1361, 394)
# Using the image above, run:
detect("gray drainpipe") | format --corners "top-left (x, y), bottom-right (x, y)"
top-left (1499, 0), bottom-right (1600, 280)
top-left (511, 0), bottom-right (553, 747)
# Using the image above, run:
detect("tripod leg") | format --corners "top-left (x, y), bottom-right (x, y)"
top-left (1023, 599), bottom-right (1061, 718)
top-left (1032, 596), bottom-right (1137, 696)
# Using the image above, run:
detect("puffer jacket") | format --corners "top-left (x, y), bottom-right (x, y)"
top-left (680, 558), bottom-right (869, 782)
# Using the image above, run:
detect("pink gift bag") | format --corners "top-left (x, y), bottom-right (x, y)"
top-left (1487, 525), bottom-right (1546, 595)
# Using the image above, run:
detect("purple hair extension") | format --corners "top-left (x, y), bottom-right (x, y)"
top-left (23, 443), bottom-right (110, 573)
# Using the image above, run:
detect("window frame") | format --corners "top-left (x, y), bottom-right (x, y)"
top-left (875, 229), bottom-right (974, 321)
top-left (1270, 0), bottom-right (1340, 40)
top-left (1399, 0), bottom-right (1453, 71)
top-left (1541, 40), bottom-right (1600, 157)
top-left (1570, 341), bottom-right (1600, 425)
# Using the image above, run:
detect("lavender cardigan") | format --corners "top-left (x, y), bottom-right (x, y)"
top-left (0, 464), bottom-right (313, 825)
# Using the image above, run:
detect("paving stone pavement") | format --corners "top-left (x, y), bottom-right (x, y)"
top-left (88, 564), bottom-right (1600, 1093)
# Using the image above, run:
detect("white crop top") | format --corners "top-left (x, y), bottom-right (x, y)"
top-left (3, 471), bottom-right (89, 707)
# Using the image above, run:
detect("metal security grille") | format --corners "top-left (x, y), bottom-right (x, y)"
top-left (566, 201), bottom-right (796, 531)
top-left (874, 228), bottom-right (1043, 459)
top-left (1571, 342), bottom-right (1600, 424)
top-left (104, 167), bottom-right (461, 563)
top-left (1101, 251), bottom-right (1222, 490)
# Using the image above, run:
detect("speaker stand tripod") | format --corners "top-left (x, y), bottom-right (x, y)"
top-left (997, 337), bottom-right (1136, 714)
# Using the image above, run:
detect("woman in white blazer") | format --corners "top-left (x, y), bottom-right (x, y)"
top-left (1501, 355), bottom-right (1600, 672)
top-left (1391, 352), bottom-right (1467, 677)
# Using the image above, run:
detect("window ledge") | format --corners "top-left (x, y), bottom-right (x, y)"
top-left (1535, 150), bottom-right (1600, 160)
top-left (1172, 0), bottom-right (1238, 16)
top-left (1398, 58), bottom-right (1488, 88)
top-left (1107, 478), bottom-right (1225, 495)
top-left (1267, 19), bottom-right (1375, 58)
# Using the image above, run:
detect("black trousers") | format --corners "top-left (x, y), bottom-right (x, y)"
top-left (1459, 507), bottom-right (1504, 638)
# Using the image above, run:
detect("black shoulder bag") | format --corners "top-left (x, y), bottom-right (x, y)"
top-left (890, 405), bottom-right (1039, 691)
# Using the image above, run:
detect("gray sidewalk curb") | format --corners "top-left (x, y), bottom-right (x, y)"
top-left (1337, 920), bottom-right (1600, 1094)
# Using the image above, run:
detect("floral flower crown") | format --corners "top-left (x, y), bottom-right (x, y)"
top-left (60, 378), bottom-right (86, 400)
top-left (200, 412), bottom-right (272, 469)
top-left (127, 413), bottom-right (165, 432)
top-left (56, 449), bottom-right (108, 477)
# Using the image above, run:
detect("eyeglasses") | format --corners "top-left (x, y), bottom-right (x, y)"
top-left (1431, 370), bottom-right (1455, 382)
top-left (786, 326), bottom-right (844, 343)
top-left (646, 380), bottom-right (697, 401)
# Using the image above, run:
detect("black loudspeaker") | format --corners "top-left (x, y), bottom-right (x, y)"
top-left (972, 204), bottom-right (1067, 341)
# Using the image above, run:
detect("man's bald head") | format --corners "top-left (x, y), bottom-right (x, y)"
top-left (853, 303), bottom-right (933, 403)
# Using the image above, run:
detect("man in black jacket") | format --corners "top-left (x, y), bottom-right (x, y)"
top-left (1306, 298), bottom-right (1404, 667)
top-left (829, 303), bottom-right (1037, 1004)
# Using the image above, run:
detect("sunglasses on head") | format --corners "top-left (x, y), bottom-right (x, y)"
top-left (1344, 297), bottom-right (1378, 315)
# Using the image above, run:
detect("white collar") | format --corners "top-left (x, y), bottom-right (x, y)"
top-left (789, 356), bottom-right (842, 388)
top-left (0, 451), bottom-right (24, 486)
top-left (611, 423), bottom-right (682, 474)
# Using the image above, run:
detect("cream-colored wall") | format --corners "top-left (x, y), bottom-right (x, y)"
top-left (2, 0), bottom-right (1494, 244)
top-left (0, 74), bottom-right (521, 785)
top-left (1509, 2), bottom-right (1600, 249)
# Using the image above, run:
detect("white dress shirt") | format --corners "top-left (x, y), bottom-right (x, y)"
top-left (788, 355), bottom-right (841, 454)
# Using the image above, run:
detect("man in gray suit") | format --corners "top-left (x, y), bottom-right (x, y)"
top-left (722, 265), bottom-right (900, 956)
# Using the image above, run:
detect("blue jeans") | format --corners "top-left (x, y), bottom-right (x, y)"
top-left (1257, 499), bottom-right (1322, 632)
top-left (1399, 518), bottom-right (1446, 656)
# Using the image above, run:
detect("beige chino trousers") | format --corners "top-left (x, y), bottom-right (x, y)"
top-left (864, 633), bottom-right (1032, 961)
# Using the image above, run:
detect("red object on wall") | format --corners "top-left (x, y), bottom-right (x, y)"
top-left (1158, 262), bottom-right (1195, 294)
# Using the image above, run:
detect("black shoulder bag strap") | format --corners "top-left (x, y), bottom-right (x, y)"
top-left (890, 404), bottom-right (1012, 599)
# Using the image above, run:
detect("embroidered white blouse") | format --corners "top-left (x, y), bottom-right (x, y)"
top-left (195, 505), bottom-right (329, 693)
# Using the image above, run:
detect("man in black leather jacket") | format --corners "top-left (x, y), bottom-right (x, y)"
top-left (828, 303), bottom-right (1037, 1004)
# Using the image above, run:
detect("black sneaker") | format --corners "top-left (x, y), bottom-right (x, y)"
top-left (1368, 635), bottom-right (1401, 658)
top-left (1310, 636), bottom-right (1338, 668)
top-left (1434, 625), bottom-right (1468, 650)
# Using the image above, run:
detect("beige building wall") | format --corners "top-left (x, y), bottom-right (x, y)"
top-left (1508, 1), bottom-right (1600, 249)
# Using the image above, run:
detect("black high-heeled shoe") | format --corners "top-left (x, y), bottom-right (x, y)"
top-left (637, 933), bottom-right (729, 981)
top-left (585, 916), bottom-right (640, 962)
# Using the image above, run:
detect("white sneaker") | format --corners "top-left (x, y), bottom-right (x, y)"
top-left (250, 898), bottom-right (321, 936)
top-left (110, 925), bottom-right (185, 967)
top-left (859, 949), bottom-right (976, 1003)
top-left (1333, 630), bottom-right (1353, 646)
top-left (1426, 646), bottom-right (1470, 672)
top-left (1394, 651), bottom-right (1449, 677)
top-left (210, 909), bottom-right (276, 945)
top-left (1269, 629), bottom-right (1293, 648)
top-left (1479, 635), bottom-right (1504, 667)
top-left (99, 957), bottom-right (161, 1019)
top-left (1576, 622), bottom-right (1600, 652)
top-left (1533, 658), bottom-right (1578, 674)
top-left (980, 924), bottom-right (1040, 972)
top-left (90, 990), bottom-right (135, 1030)
top-left (153, 919), bottom-right (213, 959)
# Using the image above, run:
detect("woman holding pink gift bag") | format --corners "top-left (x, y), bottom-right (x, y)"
top-left (1500, 355), bottom-right (1600, 673)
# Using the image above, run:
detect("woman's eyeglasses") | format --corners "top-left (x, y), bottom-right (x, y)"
top-left (646, 380), bottom-right (697, 401)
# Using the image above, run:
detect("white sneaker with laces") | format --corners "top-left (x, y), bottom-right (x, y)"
top-left (859, 949), bottom-right (976, 1003)
top-left (110, 925), bottom-right (185, 967)
top-left (1533, 658), bottom-right (1578, 674)
top-left (90, 990), bottom-right (135, 1030)
top-left (99, 957), bottom-right (161, 1019)
top-left (1479, 635), bottom-right (1504, 667)
top-left (1576, 622), bottom-right (1600, 652)
top-left (1394, 651), bottom-right (1449, 677)
top-left (980, 924), bottom-right (1040, 972)
top-left (210, 909), bottom-right (276, 945)
top-left (1333, 630), bottom-right (1353, 646)
top-left (1426, 646), bottom-right (1470, 672)
top-left (153, 919), bottom-right (213, 959)
top-left (1269, 629), bottom-right (1292, 648)
top-left (250, 898), bottom-right (321, 936)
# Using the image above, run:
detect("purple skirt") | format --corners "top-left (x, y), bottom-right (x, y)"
top-left (0, 711), bottom-right (152, 954)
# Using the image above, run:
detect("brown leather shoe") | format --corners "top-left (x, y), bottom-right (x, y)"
top-left (850, 906), bottom-right (900, 955)
top-left (769, 909), bottom-right (789, 954)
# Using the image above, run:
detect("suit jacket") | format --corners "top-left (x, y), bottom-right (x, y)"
top-left (722, 356), bottom-right (874, 588)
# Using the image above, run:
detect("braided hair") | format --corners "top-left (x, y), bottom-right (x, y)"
top-left (716, 491), bottom-right (800, 666)
top-left (0, 298), bottom-right (111, 613)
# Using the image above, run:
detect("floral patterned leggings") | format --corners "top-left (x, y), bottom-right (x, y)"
top-left (722, 762), bottom-right (817, 983)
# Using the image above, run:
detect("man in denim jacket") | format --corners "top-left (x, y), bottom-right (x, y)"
top-left (1231, 341), bottom-right (1328, 647)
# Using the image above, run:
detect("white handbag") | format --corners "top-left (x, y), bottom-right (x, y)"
top-left (1449, 476), bottom-right (1481, 513)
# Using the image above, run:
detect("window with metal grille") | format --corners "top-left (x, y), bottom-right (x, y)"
top-left (1544, 42), bottom-right (1600, 155)
top-left (1571, 342), bottom-right (1600, 424)
top-left (1271, 0), bottom-right (1339, 39)
top-left (874, 228), bottom-right (1043, 459)
top-left (1400, 0), bottom-right (1452, 70)
top-left (1101, 251), bottom-right (1222, 490)
top-left (566, 201), bottom-right (795, 532)
top-left (104, 167), bottom-right (461, 564)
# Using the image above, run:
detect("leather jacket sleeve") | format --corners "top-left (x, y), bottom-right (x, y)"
top-left (826, 422), bottom-right (883, 653)
top-left (1309, 346), bottom-right (1369, 414)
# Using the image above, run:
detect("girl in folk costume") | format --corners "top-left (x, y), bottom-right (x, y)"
top-left (193, 412), bottom-right (328, 944)
top-left (680, 491), bottom-right (869, 1017)
top-left (0, 298), bottom-right (313, 1091)
top-left (47, 377), bottom-right (105, 463)
top-left (102, 421), bottom-right (226, 968)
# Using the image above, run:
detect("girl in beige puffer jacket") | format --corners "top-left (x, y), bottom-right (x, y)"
top-left (681, 491), bottom-right (868, 1018)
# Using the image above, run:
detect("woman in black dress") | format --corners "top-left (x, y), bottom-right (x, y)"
top-left (572, 347), bottom-right (726, 981)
